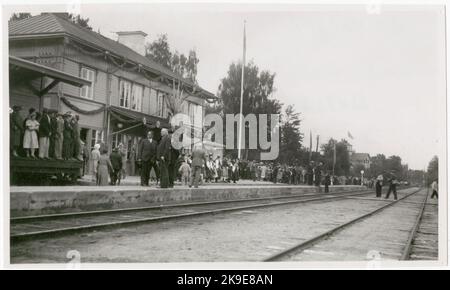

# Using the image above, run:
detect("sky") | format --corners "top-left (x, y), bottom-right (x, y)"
top-left (7, 3), bottom-right (446, 169)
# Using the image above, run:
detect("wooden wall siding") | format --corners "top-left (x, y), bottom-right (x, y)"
top-left (10, 90), bottom-right (41, 116)
top-left (9, 38), bottom-right (63, 59)
top-left (94, 69), bottom-right (108, 103)
top-left (185, 95), bottom-right (205, 106)
top-left (42, 94), bottom-right (58, 110)
top-left (142, 86), bottom-right (151, 115)
top-left (64, 45), bottom-right (108, 71)
top-left (149, 87), bottom-right (158, 116)
top-left (112, 68), bottom-right (151, 87)
top-left (59, 96), bottom-right (105, 129)
top-left (59, 58), bottom-right (80, 98)
top-left (110, 75), bottom-right (119, 107)
top-left (60, 58), bottom-right (108, 103)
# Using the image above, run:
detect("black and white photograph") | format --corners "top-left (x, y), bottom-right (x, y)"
top-left (1, 0), bottom-right (448, 271)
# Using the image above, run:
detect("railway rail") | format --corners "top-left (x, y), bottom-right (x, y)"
top-left (11, 189), bottom-right (373, 242)
top-left (402, 190), bottom-right (439, 261)
top-left (263, 187), bottom-right (432, 262)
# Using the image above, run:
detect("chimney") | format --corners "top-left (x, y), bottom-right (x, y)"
top-left (116, 31), bottom-right (148, 56)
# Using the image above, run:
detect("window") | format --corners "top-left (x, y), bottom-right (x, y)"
top-left (112, 134), bottom-right (124, 150)
top-left (91, 129), bottom-right (104, 149)
top-left (119, 80), bottom-right (132, 108)
top-left (127, 137), bottom-right (139, 159)
top-left (157, 91), bottom-right (167, 118)
top-left (80, 67), bottom-right (95, 99)
top-left (131, 84), bottom-right (143, 112)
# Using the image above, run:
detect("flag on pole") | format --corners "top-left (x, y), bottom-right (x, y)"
top-left (347, 131), bottom-right (354, 140)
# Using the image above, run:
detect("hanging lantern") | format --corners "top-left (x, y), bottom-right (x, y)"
top-left (117, 123), bottom-right (123, 129)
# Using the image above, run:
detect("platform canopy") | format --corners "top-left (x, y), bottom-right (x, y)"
top-left (109, 106), bottom-right (170, 137)
top-left (9, 55), bottom-right (91, 97)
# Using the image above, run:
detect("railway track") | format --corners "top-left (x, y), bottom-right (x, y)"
top-left (11, 189), bottom-right (373, 242)
top-left (402, 190), bottom-right (439, 261)
top-left (263, 187), bottom-right (433, 262)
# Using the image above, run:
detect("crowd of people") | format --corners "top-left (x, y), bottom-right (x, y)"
top-left (10, 106), bottom-right (87, 161)
top-left (11, 106), bottom-right (427, 198)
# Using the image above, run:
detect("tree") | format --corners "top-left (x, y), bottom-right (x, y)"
top-left (321, 139), bottom-right (351, 176)
top-left (278, 105), bottom-right (303, 164)
top-left (369, 154), bottom-right (387, 177)
top-left (351, 163), bottom-right (366, 177)
top-left (427, 156), bottom-right (438, 184)
top-left (217, 61), bottom-right (282, 160)
top-left (145, 35), bottom-right (200, 83)
top-left (9, 13), bottom-right (32, 21)
top-left (407, 169), bottom-right (426, 186)
top-left (219, 61), bottom-right (281, 116)
top-left (146, 34), bottom-right (172, 69)
top-left (385, 155), bottom-right (403, 176)
top-left (68, 14), bottom-right (92, 30)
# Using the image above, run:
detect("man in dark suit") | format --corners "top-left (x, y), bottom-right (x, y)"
top-left (10, 105), bottom-right (24, 157)
top-left (385, 174), bottom-right (398, 200)
top-left (168, 128), bottom-right (180, 188)
top-left (152, 121), bottom-right (162, 144)
top-left (157, 128), bottom-right (172, 188)
top-left (138, 131), bottom-right (158, 186)
top-left (62, 113), bottom-right (74, 160)
top-left (38, 108), bottom-right (51, 159)
top-left (110, 147), bottom-right (123, 185)
top-left (72, 115), bottom-right (82, 160)
top-left (48, 109), bottom-right (58, 159)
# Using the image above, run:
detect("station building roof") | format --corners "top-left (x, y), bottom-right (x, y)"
top-left (9, 13), bottom-right (216, 100)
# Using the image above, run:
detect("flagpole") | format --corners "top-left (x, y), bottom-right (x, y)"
top-left (316, 135), bottom-right (319, 153)
top-left (332, 140), bottom-right (336, 178)
top-left (238, 20), bottom-right (246, 160)
top-left (309, 130), bottom-right (312, 162)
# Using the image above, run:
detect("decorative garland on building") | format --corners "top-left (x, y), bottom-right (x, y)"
top-left (108, 109), bottom-right (142, 125)
top-left (60, 94), bottom-right (106, 115)
top-left (67, 41), bottom-right (106, 58)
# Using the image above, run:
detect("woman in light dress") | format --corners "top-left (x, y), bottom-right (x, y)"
top-left (90, 144), bottom-right (101, 182)
top-left (23, 112), bottom-right (40, 158)
top-left (97, 148), bottom-right (112, 186)
top-left (118, 143), bottom-right (127, 180)
top-left (222, 158), bottom-right (229, 182)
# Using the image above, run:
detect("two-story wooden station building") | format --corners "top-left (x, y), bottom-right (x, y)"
top-left (9, 13), bottom-right (215, 172)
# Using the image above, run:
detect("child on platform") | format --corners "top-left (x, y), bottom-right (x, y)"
top-left (179, 158), bottom-right (191, 186)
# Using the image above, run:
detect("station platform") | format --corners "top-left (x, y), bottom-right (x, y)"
top-left (10, 181), bottom-right (365, 217)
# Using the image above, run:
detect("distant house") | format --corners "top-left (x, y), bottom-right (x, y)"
top-left (350, 153), bottom-right (371, 170)
top-left (9, 13), bottom-right (216, 164)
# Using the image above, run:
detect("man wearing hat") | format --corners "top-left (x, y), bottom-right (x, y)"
top-left (62, 112), bottom-right (74, 160)
top-left (10, 105), bottom-right (24, 157)
top-left (72, 115), bottom-right (82, 161)
top-left (38, 108), bottom-right (51, 159)
top-left (385, 172), bottom-right (398, 200)
top-left (190, 142), bottom-right (207, 188)
top-left (157, 128), bottom-right (172, 188)
top-left (168, 128), bottom-right (180, 188)
top-left (54, 112), bottom-right (65, 159)
top-left (48, 109), bottom-right (58, 159)
top-left (138, 131), bottom-right (158, 186)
